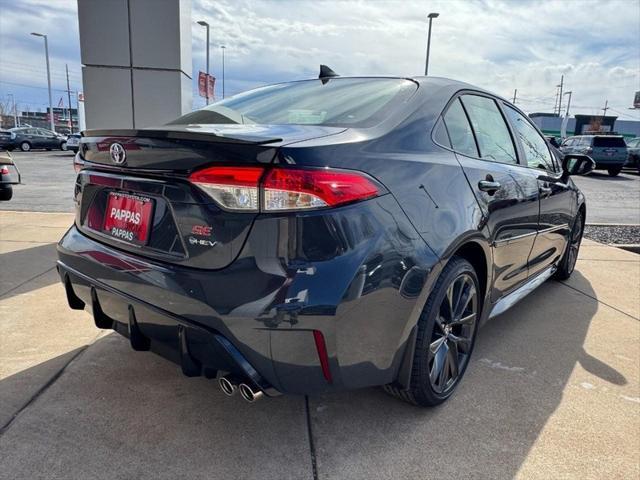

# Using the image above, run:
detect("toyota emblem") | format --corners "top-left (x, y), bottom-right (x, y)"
top-left (109, 143), bottom-right (126, 164)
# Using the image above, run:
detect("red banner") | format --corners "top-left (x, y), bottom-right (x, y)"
top-left (207, 75), bottom-right (215, 100)
top-left (198, 71), bottom-right (207, 97)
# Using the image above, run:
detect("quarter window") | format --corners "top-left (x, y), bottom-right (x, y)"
top-left (442, 98), bottom-right (478, 157)
top-left (460, 95), bottom-right (517, 165)
top-left (504, 105), bottom-right (556, 172)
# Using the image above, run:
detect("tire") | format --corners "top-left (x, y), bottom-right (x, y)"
top-left (20, 141), bottom-right (31, 152)
top-left (607, 166), bottom-right (622, 176)
top-left (554, 211), bottom-right (584, 281)
top-left (385, 256), bottom-right (480, 407)
top-left (0, 187), bottom-right (13, 201)
top-left (60, 141), bottom-right (67, 151)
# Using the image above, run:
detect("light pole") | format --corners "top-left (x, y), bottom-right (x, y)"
top-left (7, 93), bottom-right (18, 127)
top-left (31, 32), bottom-right (55, 132)
top-left (424, 12), bottom-right (439, 76)
top-left (220, 45), bottom-right (226, 99)
top-left (563, 91), bottom-right (572, 117)
top-left (197, 20), bottom-right (210, 104)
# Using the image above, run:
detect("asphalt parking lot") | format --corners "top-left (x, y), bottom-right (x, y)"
top-left (1, 151), bottom-right (639, 479)
top-left (2, 151), bottom-right (640, 225)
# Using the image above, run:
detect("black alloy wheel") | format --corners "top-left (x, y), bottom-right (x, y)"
top-left (428, 272), bottom-right (478, 395)
top-left (385, 256), bottom-right (480, 406)
top-left (555, 212), bottom-right (584, 280)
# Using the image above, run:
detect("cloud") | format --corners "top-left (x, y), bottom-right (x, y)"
top-left (0, 0), bottom-right (638, 120)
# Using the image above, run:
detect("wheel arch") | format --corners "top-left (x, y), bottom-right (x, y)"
top-left (394, 233), bottom-right (492, 390)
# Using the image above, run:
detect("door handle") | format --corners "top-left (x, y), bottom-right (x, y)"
top-left (478, 180), bottom-right (501, 194)
top-left (539, 183), bottom-right (552, 196)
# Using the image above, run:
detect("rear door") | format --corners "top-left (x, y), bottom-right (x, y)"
top-left (443, 93), bottom-right (540, 302)
top-left (503, 104), bottom-right (574, 277)
top-left (22, 129), bottom-right (40, 147)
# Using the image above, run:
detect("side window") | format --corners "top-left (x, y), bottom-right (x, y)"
top-left (433, 118), bottom-right (451, 148)
top-left (460, 95), bottom-right (517, 164)
top-left (442, 98), bottom-right (478, 157)
top-left (504, 105), bottom-right (556, 172)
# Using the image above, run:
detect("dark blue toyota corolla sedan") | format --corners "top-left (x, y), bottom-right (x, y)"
top-left (57, 73), bottom-right (594, 406)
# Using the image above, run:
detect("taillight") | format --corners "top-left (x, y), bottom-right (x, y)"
top-left (73, 156), bottom-right (84, 173)
top-left (262, 168), bottom-right (380, 211)
top-left (189, 166), bottom-right (381, 212)
top-left (189, 166), bottom-right (264, 211)
top-left (0, 166), bottom-right (9, 175)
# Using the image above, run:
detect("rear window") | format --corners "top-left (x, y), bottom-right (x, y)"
top-left (593, 137), bottom-right (626, 148)
top-left (169, 78), bottom-right (417, 128)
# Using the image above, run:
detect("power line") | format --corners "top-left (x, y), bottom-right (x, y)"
top-left (0, 80), bottom-right (81, 92)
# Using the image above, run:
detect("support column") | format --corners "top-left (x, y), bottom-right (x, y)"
top-left (78, 0), bottom-right (192, 130)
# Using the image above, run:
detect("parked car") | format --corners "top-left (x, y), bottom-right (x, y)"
top-left (0, 151), bottom-right (21, 201)
top-left (7, 127), bottom-right (68, 152)
top-left (57, 74), bottom-right (594, 407)
top-left (66, 133), bottom-right (81, 153)
top-left (560, 134), bottom-right (627, 176)
top-left (545, 135), bottom-right (561, 148)
top-left (0, 129), bottom-right (13, 151)
top-left (625, 137), bottom-right (640, 173)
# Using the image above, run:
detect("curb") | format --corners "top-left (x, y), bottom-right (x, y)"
top-left (586, 223), bottom-right (640, 227)
top-left (612, 244), bottom-right (640, 255)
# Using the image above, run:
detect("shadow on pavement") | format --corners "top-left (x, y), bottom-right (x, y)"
top-left (306, 272), bottom-right (624, 479)
top-left (0, 334), bottom-right (313, 480)
top-left (0, 271), bottom-right (627, 479)
top-left (0, 243), bottom-right (59, 299)
top-left (588, 171), bottom-right (634, 181)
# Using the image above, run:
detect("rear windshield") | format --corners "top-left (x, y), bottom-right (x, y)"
top-left (593, 137), bottom-right (626, 148)
top-left (169, 78), bottom-right (417, 128)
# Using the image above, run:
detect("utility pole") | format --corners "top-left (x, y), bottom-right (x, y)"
top-left (65, 64), bottom-right (73, 133)
top-left (512, 89), bottom-right (517, 104)
top-left (602, 100), bottom-right (609, 116)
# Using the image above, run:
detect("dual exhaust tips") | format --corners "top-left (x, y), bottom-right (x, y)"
top-left (218, 376), bottom-right (264, 403)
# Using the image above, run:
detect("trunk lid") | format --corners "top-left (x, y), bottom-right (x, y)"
top-left (75, 125), bottom-right (345, 269)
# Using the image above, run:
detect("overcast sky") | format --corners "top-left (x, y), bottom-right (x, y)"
top-left (1, 0), bottom-right (638, 120)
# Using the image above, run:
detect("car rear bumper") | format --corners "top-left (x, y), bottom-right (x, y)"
top-left (592, 156), bottom-right (627, 167)
top-left (57, 196), bottom-right (439, 395)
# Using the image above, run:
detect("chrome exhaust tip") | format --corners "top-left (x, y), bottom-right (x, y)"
top-left (218, 376), bottom-right (237, 396)
top-left (239, 383), bottom-right (264, 403)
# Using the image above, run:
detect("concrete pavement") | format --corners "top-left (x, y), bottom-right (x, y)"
top-left (0, 211), bottom-right (638, 479)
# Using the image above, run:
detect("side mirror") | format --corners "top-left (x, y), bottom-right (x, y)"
top-left (562, 154), bottom-right (595, 177)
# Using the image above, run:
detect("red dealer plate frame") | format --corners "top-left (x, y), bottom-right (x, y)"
top-left (103, 192), bottom-right (154, 245)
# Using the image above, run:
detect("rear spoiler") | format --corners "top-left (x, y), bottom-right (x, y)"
top-left (82, 128), bottom-right (283, 145)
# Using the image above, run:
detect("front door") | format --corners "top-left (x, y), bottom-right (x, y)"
top-left (503, 104), bottom-right (575, 277)
top-left (442, 94), bottom-right (540, 302)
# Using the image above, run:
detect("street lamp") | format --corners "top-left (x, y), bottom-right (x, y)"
top-left (424, 12), bottom-right (439, 76)
top-left (31, 32), bottom-right (55, 132)
top-left (197, 20), bottom-right (211, 104)
top-left (220, 45), bottom-right (226, 99)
